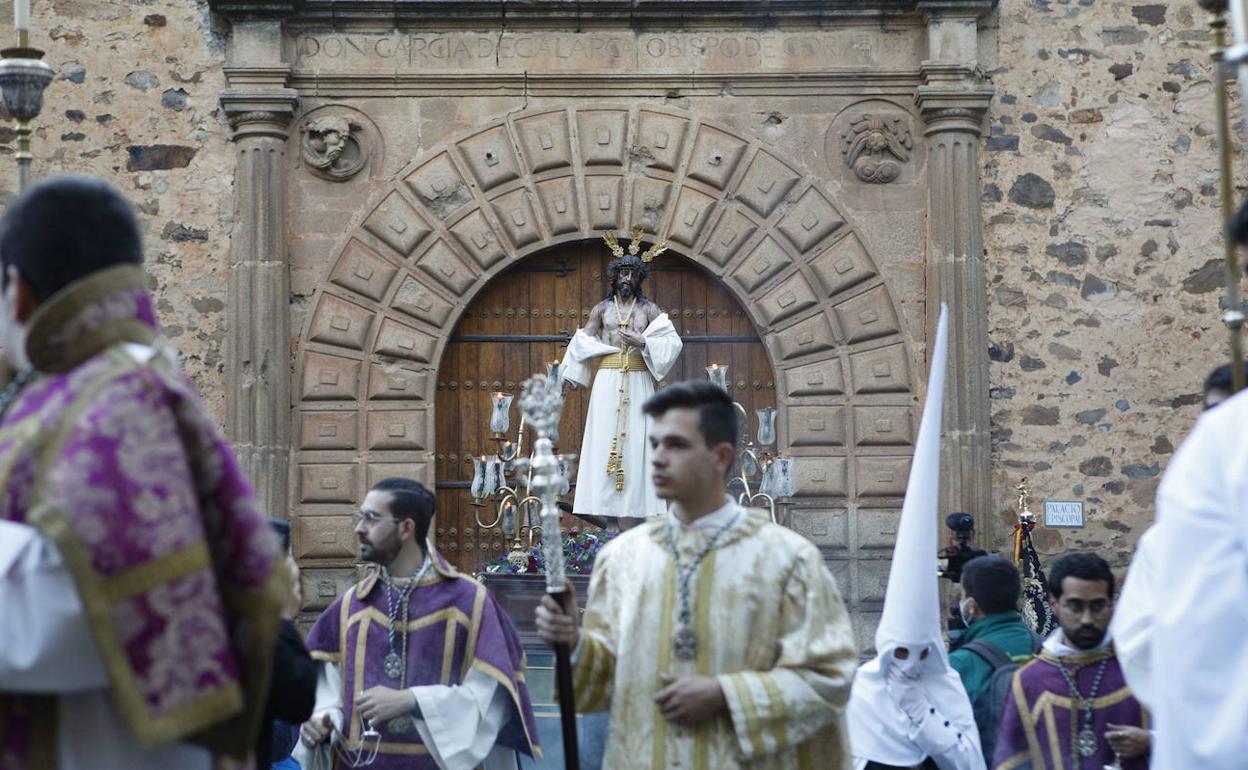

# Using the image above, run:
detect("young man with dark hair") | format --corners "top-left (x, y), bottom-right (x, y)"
top-left (0, 176), bottom-right (288, 770)
top-left (993, 552), bottom-right (1150, 770)
top-left (945, 555), bottom-right (1035, 766)
top-left (948, 556), bottom-right (1035, 703)
top-left (535, 379), bottom-right (858, 769)
top-left (296, 477), bottom-right (539, 770)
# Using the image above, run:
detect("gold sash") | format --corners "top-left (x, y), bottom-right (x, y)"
top-left (598, 351), bottom-right (646, 372)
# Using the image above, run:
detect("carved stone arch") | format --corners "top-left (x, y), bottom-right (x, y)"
top-left (293, 105), bottom-right (917, 624)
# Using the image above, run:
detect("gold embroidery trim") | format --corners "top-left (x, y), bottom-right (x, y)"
top-left (462, 581), bottom-right (487, 679)
top-left (442, 617), bottom-right (457, 685)
top-left (24, 265), bottom-right (157, 374)
top-left (99, 541), bottom-right (210, 602)
top-left (760, 673), bottom-right (790, 752)
top-left (651, 555), bottom-right (677, 770)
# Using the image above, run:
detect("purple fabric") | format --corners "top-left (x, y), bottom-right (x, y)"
top-left (993, 651), bottom-right (1148, 770)
top-left (306, 554), bottom-right (539, 769)
top-left (0, 274), bottom-right (281, 768)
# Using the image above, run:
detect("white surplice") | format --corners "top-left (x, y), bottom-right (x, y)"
top-left (0, 520), bottom-right (211, 770)
top-left (559, 312), bottom-right (682, 519)
top-left (1109, 524), bottom-right (1159, 709)
top-left (292, 662), bottom-right (518, 770)
top-left (1151, 388), bottom-right (1248, 770)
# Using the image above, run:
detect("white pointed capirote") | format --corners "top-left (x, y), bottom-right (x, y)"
top-left (846, 305), bottom-right (986, 769)
top-left (875, 302), bottom-right (950, 665)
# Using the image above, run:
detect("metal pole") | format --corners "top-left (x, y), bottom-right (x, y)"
top-left (1211, 8), bottom-right (1247, 392)
top-left (518, 374), bottom-right (581, 769)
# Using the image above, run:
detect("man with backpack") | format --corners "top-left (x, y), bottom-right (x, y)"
top-left (947, 555), bottom-right (1039, 765)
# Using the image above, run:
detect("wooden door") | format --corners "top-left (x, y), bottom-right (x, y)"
top-left (434, 241), bottom-right (776, 574)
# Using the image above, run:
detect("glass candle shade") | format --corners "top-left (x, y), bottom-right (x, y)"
top-left (471, 455), bottom-right (487, 500)
top-left (755, 406), bottom-right (777, 446)
top-left (705, 364), bottom-right (729, 390)
top-left (489, 392), bottom-right (513, 434)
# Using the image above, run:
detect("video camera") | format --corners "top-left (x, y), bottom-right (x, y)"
top-left (938, 511), bottom-right (988, 584)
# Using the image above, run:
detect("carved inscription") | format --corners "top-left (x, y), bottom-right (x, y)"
top-left (292, 30), bottom-right (904, 73)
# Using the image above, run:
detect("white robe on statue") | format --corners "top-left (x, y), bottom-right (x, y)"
top-left (1151, 388), bottom-right (1248, 770)
top-left (559, 313), bottom-right (682, 519)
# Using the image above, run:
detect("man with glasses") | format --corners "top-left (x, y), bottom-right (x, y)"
top-left (993, 553), bottom-right (1150, 770)
top-left (294, 478), bottom-right (539, 769)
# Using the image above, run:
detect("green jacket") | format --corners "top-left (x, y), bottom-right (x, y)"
top-left (948, 610), bottom-right (1036, 703)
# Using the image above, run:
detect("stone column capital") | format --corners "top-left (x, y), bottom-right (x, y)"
top-left (915, 83), bottom-right (993, 136)
top-left (221, 83), bottom-right (298, 141)
top-left (916, 59), bottom-right (993, 137)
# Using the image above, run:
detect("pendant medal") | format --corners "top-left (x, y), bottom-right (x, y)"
top-left (383, 652), bottom-right (403, 680)
top-left (1077, 728), bottom-right (1098, 758)
top-left (672, 625), bottom-right (698, 660)
top-left (388, 716), bottom-right (414, 734)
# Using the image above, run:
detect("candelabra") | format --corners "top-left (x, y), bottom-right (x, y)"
top-left (706, 364), bottom-right (796, 522)
top-left (0, 17), bottom-right (54, 192)
top-left (472, 362), bottom-right (573, 563)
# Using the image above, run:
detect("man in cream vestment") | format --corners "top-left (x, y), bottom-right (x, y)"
top-left (537, 380), bottom-right (857, 769)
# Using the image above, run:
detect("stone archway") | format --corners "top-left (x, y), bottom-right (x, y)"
top-left (291, 105), bottom-right (917, 629)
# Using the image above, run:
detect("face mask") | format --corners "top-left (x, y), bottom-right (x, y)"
top-left (959, 598), bottom-right (975, 627)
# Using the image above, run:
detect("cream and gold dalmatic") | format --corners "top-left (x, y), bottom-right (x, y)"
top-left (573, 507), bottom-right (857, 769)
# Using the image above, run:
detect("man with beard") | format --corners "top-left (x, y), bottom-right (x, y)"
top-left (559, 229), bottom-right (682, 527)
top-left (993, 553), bottom-right (1151, 770)
top-left (294, 478), bottom-right (538, 769)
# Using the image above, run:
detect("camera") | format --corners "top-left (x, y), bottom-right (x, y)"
top-left (938, 511), bottom-right (988, 584)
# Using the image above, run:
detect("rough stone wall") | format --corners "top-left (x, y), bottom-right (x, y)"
top-left (982, 1), bottom-right (1236, 566)
top-left (2, 0), bottom-right (232, 420)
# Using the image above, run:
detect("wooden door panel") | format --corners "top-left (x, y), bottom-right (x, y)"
top-left (435, 242), bottom-right (776, 574)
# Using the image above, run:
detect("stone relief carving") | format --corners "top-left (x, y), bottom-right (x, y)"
top-left (301, 115), bottom-right (368, 180)
top-left (841, 113), bottom-right (912, 184)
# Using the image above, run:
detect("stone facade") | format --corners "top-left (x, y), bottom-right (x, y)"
top-left (2, 0), bottom-right (1237, 637)
top-left (7, 0), bottom-right (236, 419)
top-left (981, 2), bottom-right (1236, 566)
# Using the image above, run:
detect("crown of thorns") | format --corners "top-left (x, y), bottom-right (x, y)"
top-left (602, 225), bottom-right (669, 263)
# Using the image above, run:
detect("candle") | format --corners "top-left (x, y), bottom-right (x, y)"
top-left (14, 0), bottom-right (29, 32)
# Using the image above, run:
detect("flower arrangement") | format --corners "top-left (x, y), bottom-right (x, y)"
top-left (483, 530), bottom-right (618, 575)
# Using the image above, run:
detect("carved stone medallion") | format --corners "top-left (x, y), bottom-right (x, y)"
top-left (841, 113), bottom-right (912, 184)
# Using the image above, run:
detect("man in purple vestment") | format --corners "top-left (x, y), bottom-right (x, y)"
top-left (993, 553), bottom-right (1150, 770)
top-left (295, 478), bottom-right (538, 770)
top-left (0, 176), bottom-right (288, 770)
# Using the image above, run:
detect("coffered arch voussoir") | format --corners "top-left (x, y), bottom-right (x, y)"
top-left (294, 104), bottom-right (917, 570)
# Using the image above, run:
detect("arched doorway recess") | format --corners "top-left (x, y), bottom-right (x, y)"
top-left (434, 241), bottom-right (776, 573)
top-left (291, 105), bottom-right (917, 624)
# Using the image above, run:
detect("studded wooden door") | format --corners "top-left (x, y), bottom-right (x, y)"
top-left (434, 240), bottom-right (776, 575)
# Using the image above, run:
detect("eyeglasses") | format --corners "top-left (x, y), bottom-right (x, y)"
top-left (352, 510), bottom-right (400, 527)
